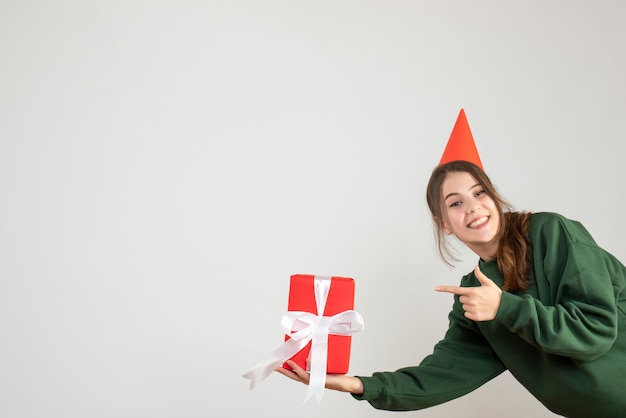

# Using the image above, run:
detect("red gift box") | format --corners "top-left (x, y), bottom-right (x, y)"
top-left (283, 274), bottom-right (355, 374)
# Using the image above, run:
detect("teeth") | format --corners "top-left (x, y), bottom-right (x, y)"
top-left (469, 216), bottom-right (488, 228)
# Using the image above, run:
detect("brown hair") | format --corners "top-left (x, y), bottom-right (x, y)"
top-left (426, 161), bottom-right (532, 292)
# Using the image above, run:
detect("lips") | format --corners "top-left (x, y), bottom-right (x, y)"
top-left (468, 216), bottom-right (489, 229)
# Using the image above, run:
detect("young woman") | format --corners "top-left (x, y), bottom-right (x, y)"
top-left (277, 160), bottom-right (626, 418)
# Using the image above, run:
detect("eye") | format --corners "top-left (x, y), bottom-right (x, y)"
top-left (449, 201), bottom-right (462, 208)
top-left (475, 189), bottom-right (486, 198)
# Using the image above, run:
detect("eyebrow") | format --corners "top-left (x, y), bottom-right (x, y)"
top-left (444, 183), bottom-right (482, 201)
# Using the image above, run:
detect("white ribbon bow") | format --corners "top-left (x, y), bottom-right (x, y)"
top-left (242, 276), bottom-right (364, 403)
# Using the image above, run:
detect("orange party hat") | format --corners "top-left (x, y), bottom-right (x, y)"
top-left (438, 109), bottom-right (483, 169)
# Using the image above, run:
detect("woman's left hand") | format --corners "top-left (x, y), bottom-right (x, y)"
top-left (435, 265), bottom-right (503, 321)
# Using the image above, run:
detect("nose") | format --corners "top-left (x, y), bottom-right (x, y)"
top-left (466, 200), bottom-right (479, 214)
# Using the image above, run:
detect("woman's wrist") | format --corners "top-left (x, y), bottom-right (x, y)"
top-left (346, 376), bottom-right (364, 395)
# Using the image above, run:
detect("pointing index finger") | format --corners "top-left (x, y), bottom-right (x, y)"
top-left (435, 285), bottom-right (469, 295)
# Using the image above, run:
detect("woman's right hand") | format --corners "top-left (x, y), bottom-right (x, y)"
top-left (274, 360), bottom-right (364, 395)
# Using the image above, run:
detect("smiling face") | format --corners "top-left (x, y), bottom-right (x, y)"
top-left (440, 171), bottom-right (501, 260)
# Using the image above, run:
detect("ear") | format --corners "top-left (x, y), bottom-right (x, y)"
top-left (434, 216), bottom-right (453, 235)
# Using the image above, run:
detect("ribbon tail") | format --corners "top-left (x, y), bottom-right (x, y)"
top-left (304, 319), bottom-right (330, 403)
top-left (242, 335), bottom-right (311, 390)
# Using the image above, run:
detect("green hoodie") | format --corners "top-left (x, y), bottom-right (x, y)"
top-left (354, 212), bottom-right (626, 417)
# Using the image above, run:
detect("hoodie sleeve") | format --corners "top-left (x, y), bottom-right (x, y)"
top-left (493, 213), bottom-right (622, 361)
top-left (353, 298), bottom-right (505, 411)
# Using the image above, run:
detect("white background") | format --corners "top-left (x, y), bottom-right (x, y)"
top-left (1, 1), bottom-right (625, 417)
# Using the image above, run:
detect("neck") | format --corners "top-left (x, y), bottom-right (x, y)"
top-left (468, 242), bottom-right (498, 262)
